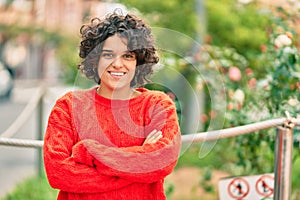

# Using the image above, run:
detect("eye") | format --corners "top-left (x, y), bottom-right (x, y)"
top-left (101, 53), bottom-right (114, 59)
top-left (123, 53), bottom-right (136, 61)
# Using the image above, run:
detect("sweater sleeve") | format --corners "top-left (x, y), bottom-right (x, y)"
top-left (43, 94), bottom-right (132, 193)
top-left (72, 93), bottom-right (181, 183)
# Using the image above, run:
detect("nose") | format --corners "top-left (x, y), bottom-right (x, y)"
top-left (112, 56), bottom-right (124, 68)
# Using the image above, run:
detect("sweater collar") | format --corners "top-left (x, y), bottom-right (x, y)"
top-left (92, 87), bottom-right (149, 108)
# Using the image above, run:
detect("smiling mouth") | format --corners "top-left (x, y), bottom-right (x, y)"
top-left (108, 71), bottom-right (127, 77)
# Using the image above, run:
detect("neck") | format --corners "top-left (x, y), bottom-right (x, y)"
top-left (97, 86), bottom-right (135, 100)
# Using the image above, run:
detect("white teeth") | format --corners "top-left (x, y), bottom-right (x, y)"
top-left (110, 72), bottom-right (125, 76)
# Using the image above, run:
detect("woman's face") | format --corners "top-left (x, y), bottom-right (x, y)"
top-left (97, 34), bottom-right (137, 92)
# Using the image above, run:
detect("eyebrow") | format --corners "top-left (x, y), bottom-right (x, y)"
top-left (102, 49), bottom-right (132, 53)
top-left (102, 49), bottom-right (113, 52)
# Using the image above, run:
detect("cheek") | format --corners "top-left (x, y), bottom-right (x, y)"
top-left (128, 67), bottom-right (137, 82)
top-left (97, 71), bottom-right (103, 80)
top-left (97, 59), bottom-right (110, 76)
top-left (128, 63), bottom-right (137, 77)
top-left (127, 60), bottom-right (137, 71)
top-left (97, 65), bottom-right (105, 77)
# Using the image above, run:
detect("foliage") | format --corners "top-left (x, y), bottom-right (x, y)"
top-left (262, 8), bottom-right (300, 117)
top-left (2, 175), bottom-right (58, 200)
top-left (119, 0), bottom-right (198, 38)
top-left (191, 43), bottom-right (278, 174)
top-left (205, 0), bottom-right (272, 75)
top-left (55, 35), bottom-right (80, 84)
top-left (1, 173), bottom-right (174, 200)
top-left (199, 167), bottom-right (214, 193)
top-left (0, 25), bottom-right (60, 43)
top-left (164, 181), bottom-right (175, 198)
top-left (176, 141), bottom-right (238, 170)
top-left (192, 3), bottom-right (300, 193)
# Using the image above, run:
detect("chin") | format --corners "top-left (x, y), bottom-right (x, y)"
top-left (109, 84), bottom-right (131, 91)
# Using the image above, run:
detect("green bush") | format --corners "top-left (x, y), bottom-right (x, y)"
top-left (2, 175), bottom-right (58, 200)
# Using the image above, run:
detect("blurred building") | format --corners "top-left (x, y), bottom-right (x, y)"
top-left (0, 0), bottom-right (127, 84)
top-left (0, 0), bottom-right (127, 33)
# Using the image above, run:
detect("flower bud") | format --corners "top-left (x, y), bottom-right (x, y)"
top-left (286, 31), bottom-right (293, 39)
top-left (288, 98), bottom-right (299, 106)
top-left (247, 78), bottom-right (257, 89)
top-left (274, 34), bottom-right (292, 48)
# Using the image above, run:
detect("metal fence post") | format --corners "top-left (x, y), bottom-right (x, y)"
top-left (274, 125), bottom-right (294, 200)
top-left (37, 86), bottom-right (44, 177)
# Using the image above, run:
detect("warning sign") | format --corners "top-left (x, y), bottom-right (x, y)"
top-left (218, 173), bottom-right (274, 199)
top-left (255, 174), bottom-right (274, 198)
top-left (228, 177), bottom-right (250, 198)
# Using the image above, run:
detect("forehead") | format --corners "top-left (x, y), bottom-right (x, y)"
top-left (102, 34), bottom-right (128, 52)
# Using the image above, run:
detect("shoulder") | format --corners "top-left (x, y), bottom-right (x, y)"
top-left (48, 88), bottom-right (95, 122)
top-left (138, 88), bottom-right (171, 100)
top-left (137, 88), bottom-right (175, 107)
top-left (54, 87), bottom-right (94, 109)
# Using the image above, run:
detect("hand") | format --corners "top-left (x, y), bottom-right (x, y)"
top-left (143, 129), bottom-right (163, 145)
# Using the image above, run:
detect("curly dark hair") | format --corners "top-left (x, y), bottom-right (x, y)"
top-left (78, 11), bottom-right (159, 86)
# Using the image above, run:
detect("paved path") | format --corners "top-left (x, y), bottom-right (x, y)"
top-left (0, 85), bottom-right (70, 198)
top-left (0, 100), bottom-right (37, 198)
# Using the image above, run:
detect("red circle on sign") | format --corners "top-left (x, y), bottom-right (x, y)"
top-left (255, 174), bottom-right (274, 197)
top-left (227, 177), bottom-right (250, 199)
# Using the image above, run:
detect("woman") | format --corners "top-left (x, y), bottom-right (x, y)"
top-left (43, 11), bottom-right (181, 200)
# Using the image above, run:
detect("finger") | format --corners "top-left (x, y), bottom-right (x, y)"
top-left (147, 129), bottom-right (158, 138)
top-left (147, 130), bottom-right (161, 141)
top-left (143, 129), bottom-right (158, 144)
top-left (145, 131), bottom-right (162, 144)
top-left (150, 131), bottom-right (162, 142)
top-left (150, 134), bottom-right (162, 143)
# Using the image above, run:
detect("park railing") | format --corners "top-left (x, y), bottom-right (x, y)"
top-left (0, 84), bottom-right (299, 200)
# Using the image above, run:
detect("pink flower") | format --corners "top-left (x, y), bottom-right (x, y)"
top-left (204, 35), bottom-right (212, 44)
top-left (227, 103), bottom-right (234, 110)
top-left (245, 68), bottom-right (253, 76)
top-left (260, 44), bottom-right (267, 53)
top-left (209, 110), bottom-right (217, 119)
top-left (200, 114), bottom-right (208, 123)
top-left (247, 78), bottom-right (257, 89)
top-left (228, 66), bottom-right (242, 82)
top-left (296, 82), bottom-right (300, 90)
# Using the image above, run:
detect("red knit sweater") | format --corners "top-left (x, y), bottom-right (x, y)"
top-left (43, 87), bottom-right (181, 200)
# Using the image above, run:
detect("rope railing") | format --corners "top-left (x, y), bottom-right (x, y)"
top-left (0, 117), bottom-right (299, 148)
top-left (0, 85), bottom-right (46, 138)
top-left (182, 117), bottom-right (288, 144)
top-left (0, 137), bottom-right (44, 148)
